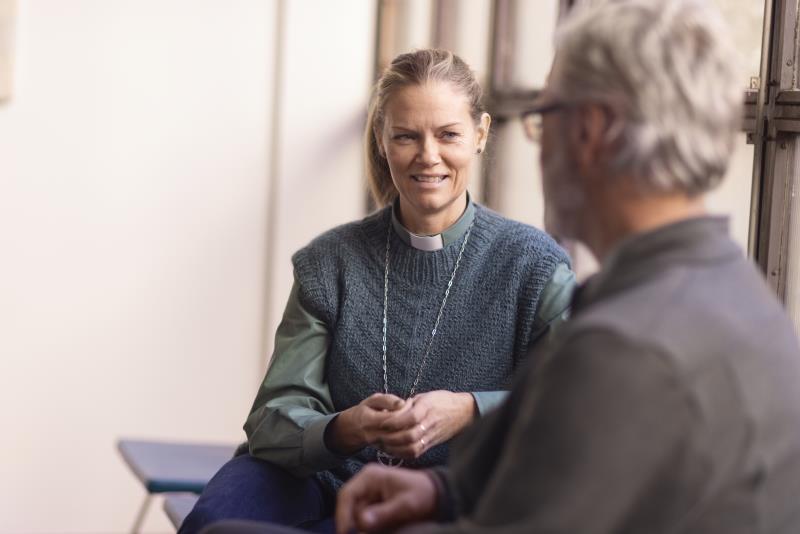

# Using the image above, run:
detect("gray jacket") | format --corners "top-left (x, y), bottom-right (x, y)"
top-left (425, 217), bottom-right (800, 534)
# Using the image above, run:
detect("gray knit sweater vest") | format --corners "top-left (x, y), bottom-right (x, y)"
top-left (291, 203), bottom-right (569, 495)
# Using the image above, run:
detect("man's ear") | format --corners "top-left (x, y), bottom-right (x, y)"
top-left (574, 103), bottom-right (613, 174)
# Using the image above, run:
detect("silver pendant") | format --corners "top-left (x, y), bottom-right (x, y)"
top-left (376, 450), bottom-right (404, 467)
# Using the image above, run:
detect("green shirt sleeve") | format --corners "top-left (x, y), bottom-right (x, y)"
top-left (531, 261), bottom-right (576, 340)
top-left (470, 262), bottom-right (576, 415)
top-left (243, 279), bottom-right (346, 477)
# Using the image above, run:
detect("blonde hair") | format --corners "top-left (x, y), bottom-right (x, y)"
top-left (555, 0), bottom-right (742, 195)
top-left (366, 49), bottom-right (485, 207)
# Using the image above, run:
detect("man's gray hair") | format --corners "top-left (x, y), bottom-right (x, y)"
top-left (555, 0), bottom-right (742, 195)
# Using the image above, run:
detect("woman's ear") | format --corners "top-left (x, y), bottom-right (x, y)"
top-left (476, 112), bottom-right (491, 152)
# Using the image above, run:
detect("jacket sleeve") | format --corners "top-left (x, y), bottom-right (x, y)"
top-left (408, 328), bottom-right (697, 534)
top-left (244, 278), bottom-right (347, 477)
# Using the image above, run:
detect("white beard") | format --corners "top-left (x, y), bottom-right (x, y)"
top-left (542, 141), bottom-right (586, 242)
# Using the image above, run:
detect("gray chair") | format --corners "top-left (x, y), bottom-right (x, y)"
top-left (118, 438), bottom-right (237, 533)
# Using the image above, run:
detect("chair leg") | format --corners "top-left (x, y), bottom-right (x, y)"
top-left (130, 494), bottom-right (152, 534)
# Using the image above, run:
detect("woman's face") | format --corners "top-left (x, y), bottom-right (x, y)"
top-left (378, 82), bottom-right (490, 230)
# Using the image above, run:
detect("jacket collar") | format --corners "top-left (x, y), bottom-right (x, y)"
top-left (573, 216), bottom-right (741, 312)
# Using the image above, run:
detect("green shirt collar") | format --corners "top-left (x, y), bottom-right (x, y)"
top-left (391, 194), bottom-right (476, 251)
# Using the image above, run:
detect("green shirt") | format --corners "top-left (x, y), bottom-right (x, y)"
top-left (245, 262), bottom-right (576, 477)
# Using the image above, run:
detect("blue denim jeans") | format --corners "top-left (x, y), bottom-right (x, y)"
top-left (179, 455), bottom-right (335, 534)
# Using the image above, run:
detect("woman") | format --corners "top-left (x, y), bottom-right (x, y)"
top-left (181, 49), bottom-right (574, 534)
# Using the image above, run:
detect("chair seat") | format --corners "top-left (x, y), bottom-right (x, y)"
top-left (118, 439), bottom-right (237, 494)
top-left (163, 493), bottom-right (200, 528)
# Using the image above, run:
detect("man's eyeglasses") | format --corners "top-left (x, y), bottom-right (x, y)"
top-left (520, 101), bottom-right (570, 144)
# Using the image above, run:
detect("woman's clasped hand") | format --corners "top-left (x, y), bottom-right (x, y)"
top-left (328, 391), bottom-right (476, 460)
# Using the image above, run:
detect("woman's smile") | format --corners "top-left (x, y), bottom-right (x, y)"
top-left (410, 173), bottom-right (449, 185)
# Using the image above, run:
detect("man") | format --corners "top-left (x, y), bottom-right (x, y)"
top-left (332, 1), bottom-right (800, 533)
top-left (201, 1), bottom-right (800, 533)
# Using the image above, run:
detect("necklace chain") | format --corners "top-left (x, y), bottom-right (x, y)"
top-left (381, 217), bottom-right (475, 400)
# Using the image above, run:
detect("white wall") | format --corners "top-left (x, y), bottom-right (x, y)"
top-left (0, 0), bottom-right (373, 532)
top-left (263, 0), bottom-right (374, 375)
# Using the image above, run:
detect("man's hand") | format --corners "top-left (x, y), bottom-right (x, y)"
top-left (336, 464), bottom-right (438, 534)
top-left (377, 390), bottom-right (476, 460)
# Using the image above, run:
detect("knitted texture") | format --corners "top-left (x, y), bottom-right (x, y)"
top-left (291, 204), bottom-right (569, 495)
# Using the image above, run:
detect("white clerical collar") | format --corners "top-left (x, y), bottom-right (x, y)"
top-left (390, 195), bottom-right (476, 251)
top-left (407, 232), bottom-right (444, 251)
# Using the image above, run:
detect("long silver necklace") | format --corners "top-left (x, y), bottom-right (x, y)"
top-left (376, 216), bottom-right (475, 466)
